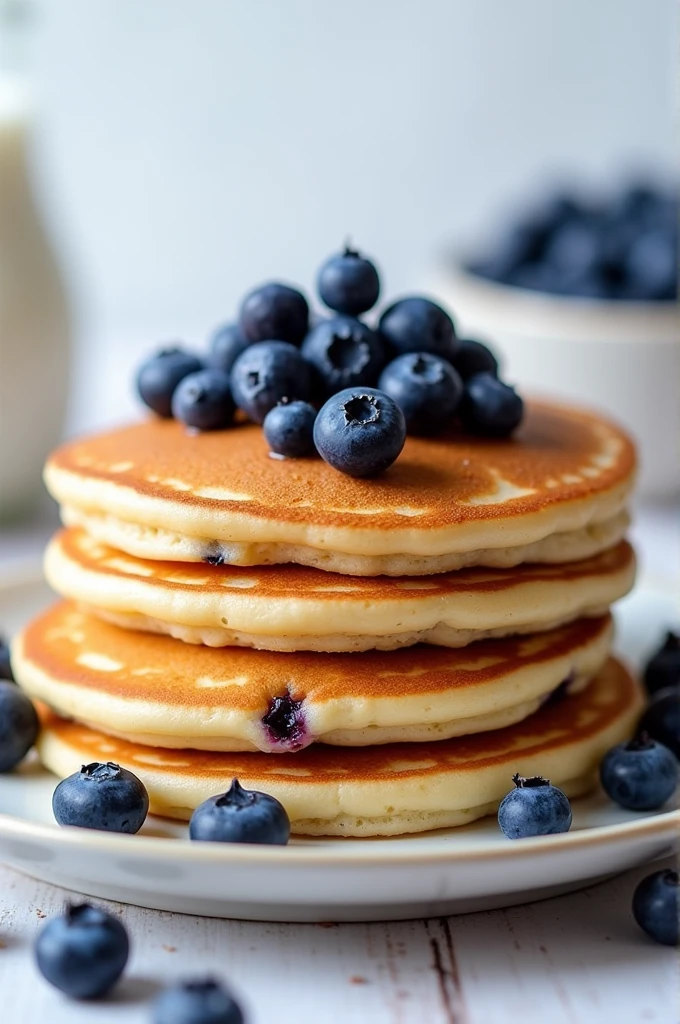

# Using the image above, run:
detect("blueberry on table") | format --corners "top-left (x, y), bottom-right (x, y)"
top-left (189, 778), bottom-right (290, 845)
top-left (263, 401), bottom-right (317, 458)
top-left (171, 369), bottom-right (235, 431)
top-left (317, 245), bottom-right (380, 316)
top-left (313, 387), bottom-right (406, 478)
top-left (452, 338), bottom-right (499, 381)
top-left (0, 681), bottom-right (38, 771)
top-left (378, 353), bottom-right (463, 435)
top-left (230, 341), bottom-right (312, 424)
top-left (638, 689), bottom-right (680, 759)
top-left (460, 373), bottom-right (524, 437)
top-left (208, 323), bottom-right (250, 376)
top-left (0, 636), bottom-right (14, 681)
top-left (599, 735), bottom-right (678, 811)
top-left (378, 296), bottom-right (457, 361)
top-left (136, 348), bottom-right (203, 418)
top-left (153, 978), bottom-right (245, 1024)
top-left (239, 282), bottom-right (309, 346)
top-left (52, 761), bottom-right (149, 833)
top-left (35, 902), bottom-right (130, 999)
top-left (632, 870), bottom-right (679, 947)
top-left (497, 774), bottom-right (572, 839)
top-left (643, 631), bottom-right (680, 695)
top-left (302, 316), bottom-right (387, 397)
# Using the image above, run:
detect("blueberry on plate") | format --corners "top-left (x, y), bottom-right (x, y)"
top-left (0, 636), bottom-right (14, 681)
top-left (638, 689), bottom-right (680, 759)
top-left (643, 631), bottom-right (680, 695)
top-left (230, 341), bottom-right (312, 424)
top-left (263, 400), bottom-right (317, 458)
top-left (136, 348), bottom-right (203, 418)
top-left (377, 353), bottom-right (463, 435)
top-left (0, 681), bottom-right (39, 771)
top-left (171, 369), bottom-right (235, 431)
top-left (153, 978), bottom-right (245, 1024)
top-left (301, 316), bottom-right (387, 398)
top-left (599, 735), bottom-right (678, 811)
top-left (632, 869), bottom-right (679, 947)
top-left (239, 282), bottom-right (309, 346)
top-left (190, 778), bottom-right (290, 845)
top-left (208, 323), bottom-right (250, 376)
top-left (460, 373), bottom-right (524, 437)
top-left (313, 387), bottom-right (406, 478)
top-left (317, 245), bottom-right (380, 316)
top-left (378, 296), bottom-right (457, 361)
top-left (452, 338), bottom-right (499, 380)
top-left (35, 902), bottom-right (130, 999)
top-left (497, 774), bottom-right (572, 839)
top-left (52, 761), bottom-right (149, 833)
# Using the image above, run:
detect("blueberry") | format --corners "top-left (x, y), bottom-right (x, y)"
top-left (470, 222), bottom-right (547, 283)
top-left (52, 761), bottom-right (149, 833)
top-left (377, 353), bottom-right (463, 435)
top-left (317, 245), bottom-right (380, 316)
top-left (190, 778), bottom-right (290, 845)
top-left (0, 636), bottom-right (14, 681)
top-left (230, 341), bottom-right (312, 424)
top-left (302, 316), bottom-right (387, 398)
top-left (632, 870), bottom-right (679, 947)
top-left (313, 387), bottom-right (406, 478)
top-left (452, 338), bottom-right (499, 380)
top-left (543, 220), bottom-right (604, 281)
top-left (623, 228), bottom-right (677, 301)
top-left (0, 681), bottom-right (38, 771)
top-left (638, 689), bottom-right (680, 759)
top-left (208, 323), bottom-right (250, 376)
top-left (460, 373), bottom-right (524, 437)
top-left (497, 774), bottom-right (572, 839)
top-left (171, 370), bottom-right (235, 431)
top-left (35, 902), bottom-right (130, 999)
top-left (153, 979), bottom-right (245, 1024)
top-left (644, 632), bottom-right (680, 694)
top-left (136, 348), bottom-right (203, 418)
top-left (263, 400), bottom-right (317, 458)
top-left (599, 735), bottom-right (678, 811)
top-left (239, 282), bottom-right (309, 346)
top-left (378, 297), bottom-right (457, 361)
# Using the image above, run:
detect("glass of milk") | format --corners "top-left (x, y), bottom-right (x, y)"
top-left (0, 0), bottom-right (71, 523)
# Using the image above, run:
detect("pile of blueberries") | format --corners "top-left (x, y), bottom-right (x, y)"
top-left (136, 246), bottom-right (524, 478)
top-left (467, 181), bottom-right (678, 301)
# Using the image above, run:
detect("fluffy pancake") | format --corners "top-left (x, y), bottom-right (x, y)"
top-left (45, 529), bottom-right (635, 652)
top-left (45, 401), bottom-right (636, 576)
top-left (13, 603), bottom-right (613, 751)
top-left (36, 658), bottom-right (644, 836)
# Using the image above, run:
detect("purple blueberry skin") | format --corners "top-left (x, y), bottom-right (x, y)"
top-left (378, 352), bottom-right (463, 435)
top-left (263, 401), bottom-right (317, 458)
top-left (378, 296), bottom-right (458, 361)
top-left (638, 689), bottom-right (680, 759)
top-left (136, 348), bottom-right (203, 418)
top-left (152, 979), bottom-right (245, 1024)
top-left (632, 870), bottom-right (679, 946)
top-left (239, 282), bottom-right (309, 346)
top-left (317, 247), bottom-right (380, 316)
top-left (230, 341), bottom-right (312, 424)
top-left (35, 903), bottom-right (130, 999)
top-left (452, 338), bottom-right (499, 380)
top-left (0, 681), bottom-right (38, 772)
top-left (52, 761), bottom-right (149, 833)
top-left (643, 631), bottom-right (680, 695)
top-left (189, 779), bottom-right (290, 845)
top-left (171, 369), bottom-right (235, 431)
top-left (302, 316), bottom-right (387, 399)
top-left (208, 323), bottom-right (251, 376)
top-left (497, 780), bottom-right (572, 839)
top-left (460, 373), bottom-right (524, 437)
top-left (313, 387), bottom-right (406, 478)
top-left (599, 738), bottom-right (678, 811)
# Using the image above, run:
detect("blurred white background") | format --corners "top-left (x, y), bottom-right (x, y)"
top-left (26, 0), bottom-right (676, 433)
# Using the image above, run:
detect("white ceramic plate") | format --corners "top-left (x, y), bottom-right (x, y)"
top-left (0, 568), bottom-right (678, 922)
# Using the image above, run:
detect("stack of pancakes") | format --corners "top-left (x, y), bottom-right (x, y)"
top-left (12, 400), bottom-right (644, 836)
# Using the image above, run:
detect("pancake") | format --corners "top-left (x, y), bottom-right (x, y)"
top-left (45, 529), bottom-right (636, 652)
top-left (36, 658), bottom-right (645, 836)
top-left (45, 401), bottom-right (636, 576)
top-left (13, 603), bottom-right (613, 751)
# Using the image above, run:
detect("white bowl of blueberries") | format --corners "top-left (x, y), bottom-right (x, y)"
top-left (433, 181), bottom-right (680, 499)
